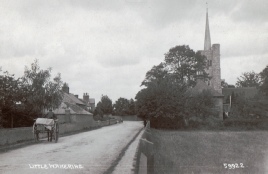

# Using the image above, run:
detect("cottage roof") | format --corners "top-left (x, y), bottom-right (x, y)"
top-left (187, 80), bottom-right (223, 97)
top-left (64, 102), bottom-right (92, 115)
top-left (50, 92), bottom-right (93, 115)
top-left (52, 102), bottom-right (92, 115)
top-left (78, 98), bottom-right (88, 105)
top-left (53, 102), bottom-right (76, 115)
top-left (63, 92), bottom-right (85, 105)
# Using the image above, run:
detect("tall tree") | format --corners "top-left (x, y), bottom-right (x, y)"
top-left (22, 59), bottom-right (63, 115)
top-left (185, 90), bottom-right (216, 119)
top-left (136, 76), bottom-right (187, 121)
top-left (128, 98), bottom-right (136, 115)
top-left (164, 45), bottom-right (208, 87)
top-left (113, 98), bottom-right (137, 116)
top-left (236, 71), bottom-right (261, 88)
top-left (0, 71), bottom-right (25, 128)
top-left (141, 62), bottom-right (168, 87)
top-left (113, 97), bottom-right (130, 116)
top-left (142, 45), bottom-right (208, 88)
top-left (0, 60), bottom-right (63, 128)
top-left (94, 95), bottom-right (113, 116)
top-left (136, 45), bottom-right (216, 129)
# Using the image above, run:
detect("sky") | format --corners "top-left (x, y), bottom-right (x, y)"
top-left (0, 0), bottom-right (268, 103)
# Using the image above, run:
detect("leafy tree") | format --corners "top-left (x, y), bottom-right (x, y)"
top-left (128, 98), bottom-right (136, 115)
top-left (136, 45), bottom-right (216, 129)
top-left (94, 95), bottom-right (113, 117)
top-left (113, 98), bottom-right (137, 116)
top-left (229, 93), bottom-right (251, 118)
top-left (113, 97), bottom-right (130, 116)
top-left (22, 59), bottom-right (63, 116)
top-left (141, 63), bottom-right (168, 87)
top-left (185, 90), bottom-right (216, 119)
top-left (142, 45), bottom-right (208, 88)
top-left (236, 71), bottom-right (261, 88)
top-left (164, 45), bottom-right (208, 87)
top-left (0, 60), bottom-right (63, 128)
top-left (260, 65), bottom-right (268, 96)
top-left (136, 76), bottom-right (187, 126)
top-left (94, 102), bottom-right (104, 117)
top-left (0, 71), bottom-right (25, 128)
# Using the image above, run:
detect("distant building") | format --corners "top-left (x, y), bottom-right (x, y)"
top-left (62, 85), bottom-right (95, 112)
top-left (55, 85), bottom-right (92, 114)
top-left (80, 93), bottom-right (96, 111)
top-left (49, 84), bottom-right (96, 123)
top-left (89, 98), bottom-right (96, 111)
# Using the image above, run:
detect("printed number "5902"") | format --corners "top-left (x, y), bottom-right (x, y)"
top-left (223, 163), bottom-right (244, 169)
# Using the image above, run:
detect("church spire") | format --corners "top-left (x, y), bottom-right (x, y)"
top-left (204, 3), bottom-right (211, 50)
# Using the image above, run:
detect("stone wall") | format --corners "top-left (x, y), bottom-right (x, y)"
top-left (0, 127), bottom-right (33, 147)
top-left (57, 114), bottom-right (95, 124)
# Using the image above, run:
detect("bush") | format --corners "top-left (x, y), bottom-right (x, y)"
top-left (150, 115), bottom-right (185, 129)
top-left (188, 116), bottom-right (203, 128)
top-left (186, 116), bottom-right (223, 130)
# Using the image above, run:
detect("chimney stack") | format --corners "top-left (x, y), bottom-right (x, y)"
top-left (62, 83), bottom-right (70, 94)
top-left (62, 85), bottom-right (69, 94)
top-left (83, 93), bottom-right (89, 103)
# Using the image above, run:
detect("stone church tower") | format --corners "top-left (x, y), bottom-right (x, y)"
top-left (199, 8), bottom-right (222, 94)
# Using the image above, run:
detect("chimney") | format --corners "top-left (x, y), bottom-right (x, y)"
top-left (74, 94), bottom-right (79, 98)
top-left (62, 83), bottom-right (69, 94)
top-left (83, 93), bottom-right (89, 103)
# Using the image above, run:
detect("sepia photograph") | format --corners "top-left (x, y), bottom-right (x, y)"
top-left (0, 0), bottom-right (268, 173)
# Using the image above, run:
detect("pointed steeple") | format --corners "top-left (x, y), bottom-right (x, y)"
top-left (204, 4), bottom-right (211, 50)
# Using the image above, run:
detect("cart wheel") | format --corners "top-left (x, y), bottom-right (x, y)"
top-left (33, 123), bottom-right (39, 142)
top-left (54, 123), bottom-right (59, 143)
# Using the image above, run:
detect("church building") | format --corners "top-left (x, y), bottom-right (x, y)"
top-left (199, 7), bottom-right (222, 94)
top-left (188, 7), bottom-right (224, 120)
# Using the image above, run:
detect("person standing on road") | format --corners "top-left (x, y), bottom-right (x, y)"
top-left (44, 109), bottom-right (57, 142)
top-left (45, 109), bottom-right (57, 120)
top-left (143, 119), bottom-right (147, 128)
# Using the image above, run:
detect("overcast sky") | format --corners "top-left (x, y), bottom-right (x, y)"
top-left (0, 0), bottom-right (267, 103)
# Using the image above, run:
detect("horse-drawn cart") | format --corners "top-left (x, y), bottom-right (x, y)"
top-left (33, 118), bottom-right (59, 143)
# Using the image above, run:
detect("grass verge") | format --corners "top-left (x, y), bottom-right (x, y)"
top-left (152, 129), bottom-right (268, 174)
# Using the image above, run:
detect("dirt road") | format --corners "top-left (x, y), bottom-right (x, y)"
top-left (0, 121), bottom-right (143, 174)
